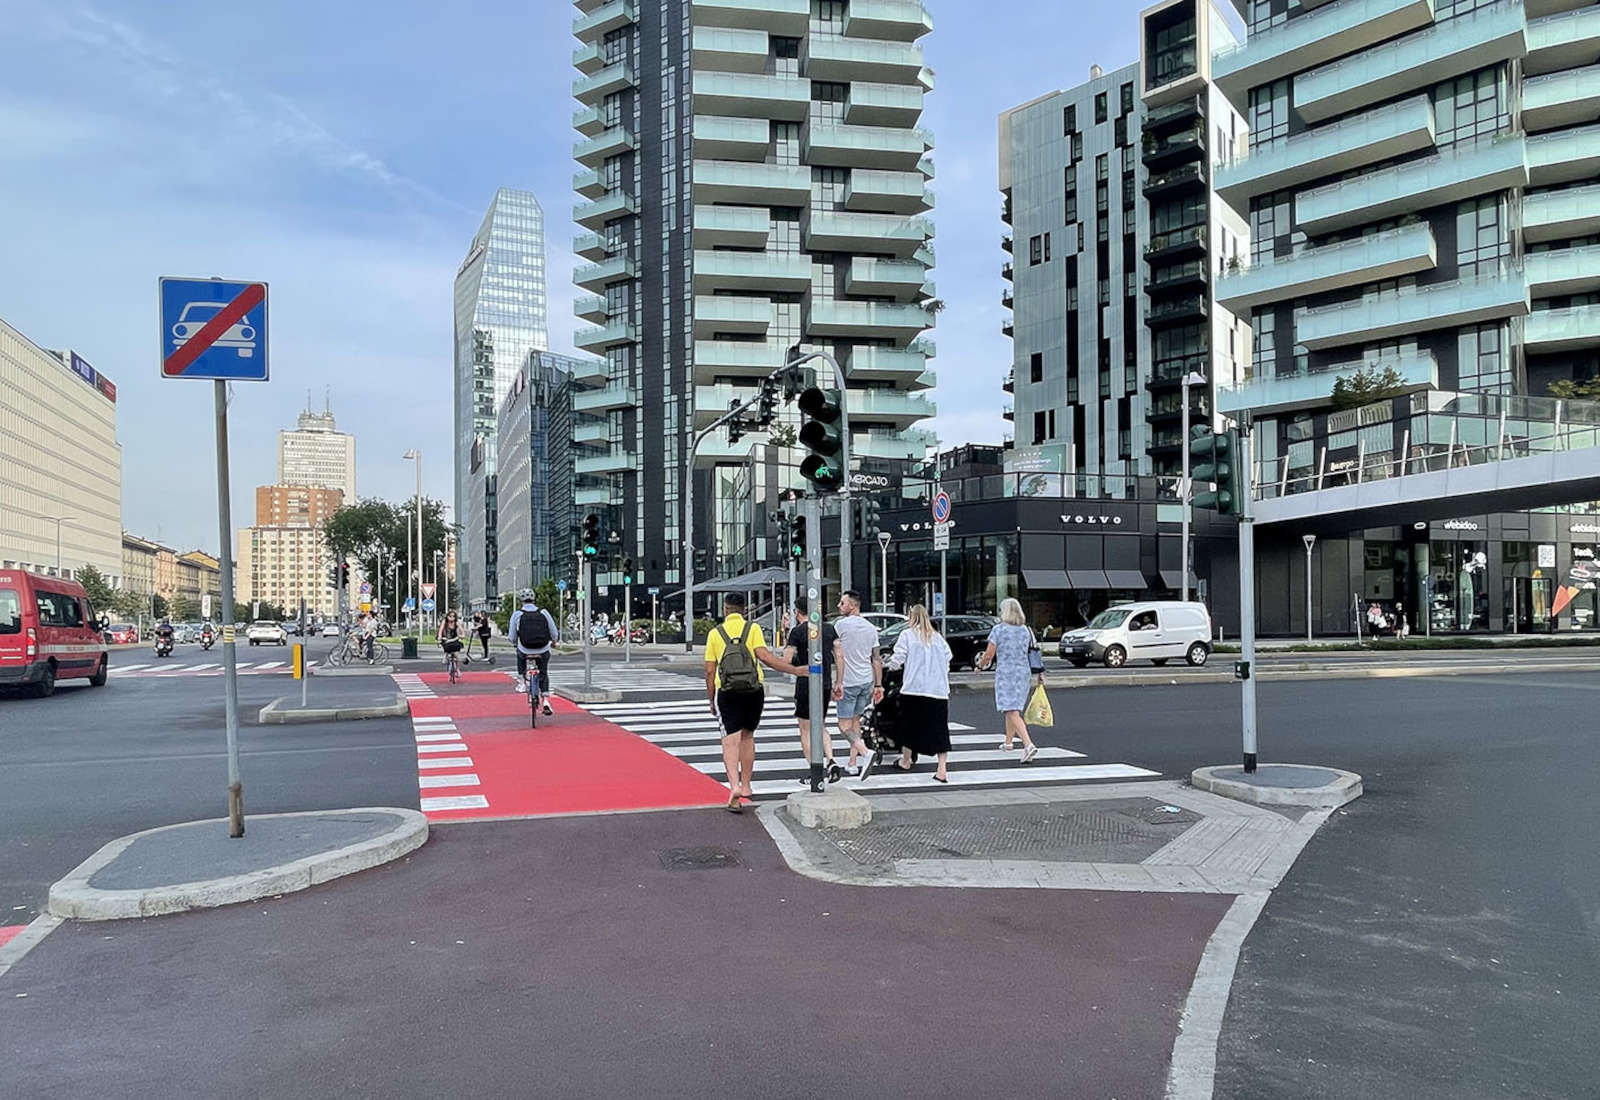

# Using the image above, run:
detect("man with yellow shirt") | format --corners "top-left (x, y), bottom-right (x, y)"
top-left (704, 592), bottom-right (803, 813)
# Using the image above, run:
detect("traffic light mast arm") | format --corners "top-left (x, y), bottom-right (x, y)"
top-left (783, 348), bottom-right (853, 595)
top-left (680, 360), bottom-right (803, 653)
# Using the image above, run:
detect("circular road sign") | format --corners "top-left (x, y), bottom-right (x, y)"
top-left (932, 490), bottom-right (952, 524)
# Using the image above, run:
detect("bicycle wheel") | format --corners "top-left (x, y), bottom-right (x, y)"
top-left (326, 644), bottom-right (349, 668)
top-left (529, 684), bottom-right (539, 728)
top-left (372, 643), bottom-right (390, 664)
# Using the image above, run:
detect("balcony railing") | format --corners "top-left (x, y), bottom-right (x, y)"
top-left (1296, 264), bottom-right (1529, 351)
top-left (1294, 133), bottom-right (1527, 234)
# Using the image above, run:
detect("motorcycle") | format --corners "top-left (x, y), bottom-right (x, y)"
top-left (200, 633), bottom-right (214, 650)
top-left (154, 636), bottom-right (175, 658)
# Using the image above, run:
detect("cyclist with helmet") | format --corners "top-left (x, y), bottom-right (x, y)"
top-left (508, 590), bottom-right (559, 715)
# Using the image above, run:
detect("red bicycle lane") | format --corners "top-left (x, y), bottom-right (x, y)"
top-left (403, 672), bottom-right (730, 823)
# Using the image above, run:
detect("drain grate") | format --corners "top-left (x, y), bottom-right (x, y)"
top-left (658, 846), bottom-right (740, 871)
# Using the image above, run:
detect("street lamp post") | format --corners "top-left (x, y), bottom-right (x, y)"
top-left (53, 516), bottom-right (79, 574)
top-left (1179, 370), bottom-right (1208, 602)
top-left (403, 450), bottom-right (422, 637)
top-left (877, 531), bottom-right (892, 613)
top-left (1303, 534), bottom-right (1317, 642)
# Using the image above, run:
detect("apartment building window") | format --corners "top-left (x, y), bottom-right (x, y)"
top-left (1066, 284), bottom-right (1079, 311)
top-left (1120, 82), bottom-right (1134, 115)
top-left (1064, 183), bottom-right (1078, 223)
top-left (1071, 132), bottom-right (1084, 164)
top-left (1064, 103), bottom-right (1077, 134)
top-left (1248, 78), bottom-right (1291, 151)
top-left (1033, 410), bottom-right (1048, 445)
top-left (1095, 92), bottom-right (1108, 125)
top-left (1433, 68), bottom-right (1509, 146)
top-left (1436, 0), bottom-right (1497, 17)
top-left (1246, 0), bottom-right (1289, 34)
top-left (1250, 191), bottom-right (1293, 261)
top-left (1044, 232), bottom-right (1052, 262)
top-left (1252, 310), bottom-right (1277, 376)
top-left (1030, 352), bottom-right (1043, 383)
top-left (1456, 195), bottom-right (1509, 276)
top-left (1095, 154), bottom-right (1109, 183)
top-left (1459, 324), bottom-right (1510, 392)
top-left (1030, 235), bottom-right (1043, 265)
top-left (1097, 277), bottom-right (1111, 306)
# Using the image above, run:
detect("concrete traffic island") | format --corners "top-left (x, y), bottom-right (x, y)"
top-left (258, 693), bottom-right (409, 724)
top-left (1191, 763), bottom-right (1363, 809)
top-left (556, 687), bottom-right (622, 704)
top-left (47, 808), bottom-right (428, 921)
top-left (785, 786), bottom-right (872, 829)
top-left (311, 664), bottom-right (396, 677)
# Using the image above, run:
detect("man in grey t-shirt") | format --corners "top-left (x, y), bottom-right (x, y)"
top-left (830, 590), bottom-right (881, 775)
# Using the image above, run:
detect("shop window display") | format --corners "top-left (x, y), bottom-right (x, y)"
top-left (1429, 541), bottom-right (1488, 631)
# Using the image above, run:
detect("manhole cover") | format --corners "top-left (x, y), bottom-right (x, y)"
top-left (658, 846), bottom-right (740, 871)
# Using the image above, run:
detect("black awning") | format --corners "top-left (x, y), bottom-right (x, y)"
top-left (1159, 569), bottom-right (1199, 590)
top-left (1066, 569), bottom-right (1111, 589)
top-left (1105, 570), bottom-right (1150, 590)
top-left (1022, 568), bottom-right (1072, 590)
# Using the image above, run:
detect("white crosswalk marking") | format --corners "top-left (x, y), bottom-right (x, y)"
top-left (108, 660), bottom-right (292, 678)
top-left (416, 742), bottom-right (467, 754)
top-left (593, 696), bottom-right (1159, 800)
top-left (393, 673), bottom-right (435, 699)
top-left (420, 795), bottom-right (489, 812)
top-left (415, 733), bottom-right (463, 743)
top-left (418, 773), bottom-right (481, 788)
top-left (418, 756), bottom-right (474, 770)
top-left (548, 667), bottom-right (702, 693)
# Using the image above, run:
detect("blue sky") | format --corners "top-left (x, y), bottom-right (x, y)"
top-left (0, 0), bottom-right (1141, 553)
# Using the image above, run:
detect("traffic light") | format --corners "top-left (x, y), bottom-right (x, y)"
top-left (1189, 428), bottom-right (1240, 515)
top-left (622, 558), bottom-right (634, 585)
top-left (858, 496), bottom-right (882, 539)
top-left (788, 514), bottom-right (807, 559)
top-left (797, 387), bottom-right (844, 492)
top-left (693, 546), bottom-right (709, 571)
top-left (339, 561), bottom-right (350, 587)
top-left (757, 376), bottom-right (779, 426)
top-left (582, 514), bottom-right (601, 556)
top-left (782, 364), bottom-right (808, 401)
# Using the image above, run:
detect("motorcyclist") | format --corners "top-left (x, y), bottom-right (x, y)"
top-left (200, 622), bottom-right (215, 648)
top-left (156, 620), bottom-right (175, 655)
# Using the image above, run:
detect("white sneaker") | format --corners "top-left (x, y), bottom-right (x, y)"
top-left (997, 740), bottom-right (1015, 751)
top-left (1021, 745), bottom-right (1039, 763)
top-left (541, 700), bottom-right (554, 716)
top-left (515, 678), bottom-right (527, 693)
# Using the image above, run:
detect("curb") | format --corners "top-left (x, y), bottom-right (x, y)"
top-left (556, 687), bottom-right (623, 703)
top-left (945, 659), bottom-right (1600, 691)
top-left (311, 664), bottom-right (396, 677)
top-left (1191, 763), bottom-right (1363, 810)
top-left (257, 695), bottom-right (410, 724)
top-left (46, 808), bottom-right (428, 922)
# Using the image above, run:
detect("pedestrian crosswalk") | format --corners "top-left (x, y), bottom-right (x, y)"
top-left (394, 673), bottom-right (436, 700)
top-left (583, 698), bottom-right (1160, 800)
top-left (408, 714), bottom-right (488, 814)
top-left (543, 665), bottom-right (703, 694)
top-left (108, 661), bottom-right (289, 678)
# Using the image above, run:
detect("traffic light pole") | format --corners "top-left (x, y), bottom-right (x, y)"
top-left (680, 362), bottom-right (805, 653)
top-left (804, 494), bottom-right (826, 793)
top-left (580, 551), bottom-right (593, 693)
top-left (624, 582), bottom-right (631, 665)
top-left (1237, 421), bottom-right (1258, 774)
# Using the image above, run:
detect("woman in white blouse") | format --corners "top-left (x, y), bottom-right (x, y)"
top-left (884, 604), bottom-right (953, 782)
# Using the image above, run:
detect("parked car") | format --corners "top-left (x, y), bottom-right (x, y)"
top-left (0, 570), bottom-right (109, 696)
top-left (246, 620), bottom-right (287, 646)
top-left (879, 614), bottom-right (1000, 672)
top-left (1058, 601), bottom-right (1212, 669)
top-left (321, 623), bottom-right (342, 638)
top-left (105, 623), bottom-right (139, 645)
top-left (859, 612), bottom-right (907, 634)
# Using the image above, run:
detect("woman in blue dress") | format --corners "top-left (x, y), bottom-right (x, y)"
top-left (977, 597), bottom-right (1040, 763)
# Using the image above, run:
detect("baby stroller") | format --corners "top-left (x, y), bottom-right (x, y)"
top-left (856, 667), bottom-right (906, 782)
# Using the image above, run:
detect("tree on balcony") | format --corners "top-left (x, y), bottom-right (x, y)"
top-left (1331, 364), bottom-right (1409, 411)
top-left (1548, 378), bottom-right (1600, 400)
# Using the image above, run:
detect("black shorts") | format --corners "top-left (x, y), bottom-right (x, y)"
top-left (716, 690), bottom-right (764, 736)
top-left (794, 685), bottom-right (832, 721)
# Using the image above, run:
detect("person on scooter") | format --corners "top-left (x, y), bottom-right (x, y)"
top-left (155, 619), bottom-right (175, 657)
top-left (200, 622), bottom-right (215, 649)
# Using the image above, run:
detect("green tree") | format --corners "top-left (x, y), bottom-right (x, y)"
top-left (533, 577), bottom-right (560, 615)
top-left (76, 563), bottom-right (116, 616)
top-left (495, 593), bottom-right (516, 634)
top-left (1331, 364), bottom-right (1409, 411)
top-left (323, 497), bottom-right (456, 606)
top-left (151, 593), bottom-right (169, 620)
top-left (1548, 378), bottom-right (1600, 400)
top-left (169, 595), bottom-right (197, 622)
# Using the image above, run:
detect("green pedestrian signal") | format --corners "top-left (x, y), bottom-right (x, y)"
top-left (582, 514), bottom-right (601, 556)
top-left (788, 515), bottom-right (807, 559)
top-left (1189, 429), bottom-right (1239, 516)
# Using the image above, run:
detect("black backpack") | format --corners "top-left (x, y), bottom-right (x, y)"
top-left (517, 607), bottom-right (552, 649)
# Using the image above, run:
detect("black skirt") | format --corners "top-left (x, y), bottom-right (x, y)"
top-left (896, 694), bottom-right (951, 755)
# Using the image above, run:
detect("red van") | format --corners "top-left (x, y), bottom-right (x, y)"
top-left (0, 571), bottom-right (109, 697)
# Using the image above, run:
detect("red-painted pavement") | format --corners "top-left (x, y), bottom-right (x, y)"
top-left (407, 673), bottom-right (729, 822)
top-left (0, 925), bottom-right (25, 950)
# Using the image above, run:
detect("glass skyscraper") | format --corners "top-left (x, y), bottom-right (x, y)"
top-left (453, 188), bottom-right (549, 609)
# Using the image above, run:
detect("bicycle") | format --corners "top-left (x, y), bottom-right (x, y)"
top-left (444, 646), bottom-right (462, 685)
top-left (326, 636), bottom-right (389, 668)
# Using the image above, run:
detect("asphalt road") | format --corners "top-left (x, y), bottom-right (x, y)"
top-left (0, 639), bottom-right (417, 924)
top-left (954, 674), bottom-right (1596, 1099)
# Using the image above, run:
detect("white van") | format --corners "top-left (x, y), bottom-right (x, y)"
top-left (1057, 601), bottom-right (1212, 669)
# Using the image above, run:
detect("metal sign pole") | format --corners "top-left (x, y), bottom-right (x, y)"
top-left (580, 552), bottom-right (593, 692)
top-left (624, 582), bottom-right (632, 665)
top-left (213, 380), bottom-right (244, 837)
top-left (1238, 423), bottom-right (1258, 774)
top-left (805, 494), bottom-right (826, 793)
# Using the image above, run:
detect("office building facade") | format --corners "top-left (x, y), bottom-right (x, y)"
top-left (570, 0), bottom-right (939, 596)
top-left (495, 351), bottom-right (586, 600)
top-left (1210, 0), bottom-right (1600, 633)
top-left (454, 188), bottom-right (550, 610)
top-left (277, 402), bottom-right (356, 501)
top-left (0, 317), bottom-right (123, 585)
